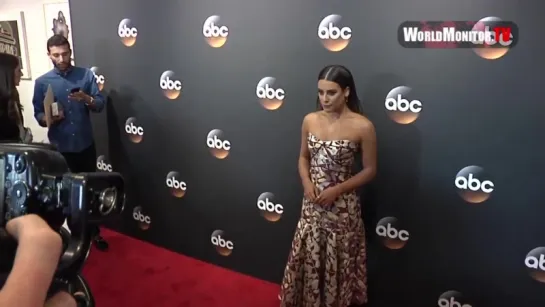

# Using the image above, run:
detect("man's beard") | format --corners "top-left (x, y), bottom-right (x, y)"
top-left (52, 60), bottom-right (71, 70)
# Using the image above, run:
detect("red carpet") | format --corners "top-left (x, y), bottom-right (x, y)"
top-left (82, 228), bottom-right (280, 307)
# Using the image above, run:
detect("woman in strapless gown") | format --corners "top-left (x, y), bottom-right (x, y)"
top-left (280, 65), bottom-right (377, 307)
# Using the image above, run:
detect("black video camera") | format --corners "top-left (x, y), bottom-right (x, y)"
top-left (0, 142), bottom-right (125, 306)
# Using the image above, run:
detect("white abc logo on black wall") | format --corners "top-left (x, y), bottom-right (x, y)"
top-left (132, 206), bottom-right (150, 230)
top-left (166, 171), bottom-right (187, 198)
top-left (256, 77), bottom-right (285, 111)
top-left (207, 129), bottom-right (231, 159)
top-left (318, 14), bottom-right (352, 52)
top-left (384, 86), bottom-right (422, 124)
top-left (96, 155), bottom-right (112, 172)
top-left (160, 70), bottom-right (182, 99)
top-left (211, 229), bottom-right (234, 256)
top-left (89, 67), bottom-right (105, 91)
top-left (118, 18), bottom-right (137, 47)
top-left (455, 165), bottom-right (494, 204)
top-left (376, 217), bottom-right (409, 249)
top-left (438, 291), bottom-right (471, 307)
top-left (203, 15), bottom-right (228, 48)
top-left (257, 192), bottom-right (283, 222)
top-left (125, 117), bottom-right (144, 143)
top-left (525, 247), bottom-right (545, 283)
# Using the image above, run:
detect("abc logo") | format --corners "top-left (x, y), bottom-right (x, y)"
top-left (203, 15), bottom-right (228, 48)
top-left (211, 230), bottom-right (234, 256)
top-left (384, 86), bottom-right (422, 124)
top-left (318, 14), bottom-right (352, 52)
top-left (438, 291), bottom-right (471, 307)
top-left (96, 155), bottom-right (112, 172)
top-left (118, 18), bottom-right (137, 47)
top-left (132, 206), bottom-right (150, 230)
top-left (125, 117), bottom-right (144, 144)
top-left (257, 192), bottom-right (284, 222)
top-left (89, 67), bottom-right (105, 91)
top-left (166, 171), bottom-right (187, 198)
top-left (376, 217), bottom-right (409, 249)
top-left (455, 165), bottom-right (494, 204)
top-left (207, 129), bottom-right (231, 159)
top-left (525, 247), bottom-right (545, 283)
top-left (160, 70), bottom-right (182, 100)
top-left (471, 16), bottom-right (512, 60)
top-left (256, 77), bottom-right (285, 111)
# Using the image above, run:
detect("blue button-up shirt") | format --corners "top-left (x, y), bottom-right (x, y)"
top-left (32, 66), bottom-right (105, 153)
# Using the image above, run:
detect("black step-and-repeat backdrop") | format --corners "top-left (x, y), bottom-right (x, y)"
top-left (69, 0), bottom-right (544, 305)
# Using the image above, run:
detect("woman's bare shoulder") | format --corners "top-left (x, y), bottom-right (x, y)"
top-left (348, 113), bottom-right (375, 139)
top-left (302, 111), bottom-right (322, 124)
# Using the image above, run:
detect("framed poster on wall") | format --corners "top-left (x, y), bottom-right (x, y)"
top-left (43, 2), bottom-right (75, 66)
top-left (0, 11), bottom-right (32, 80)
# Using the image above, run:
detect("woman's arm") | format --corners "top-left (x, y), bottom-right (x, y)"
top-left (335, 119), bottom-right (377, 194)
top-left (298, 114), bottom-right (313, 186)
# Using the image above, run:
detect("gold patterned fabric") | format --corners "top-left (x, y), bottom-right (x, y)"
top-left (280, 133), bottom-right (367, 307)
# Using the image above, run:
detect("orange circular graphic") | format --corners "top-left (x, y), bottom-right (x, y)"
top-left (203, 15), bottom-right (228, 48)
top-left (211, 230), bottom-right (234, 256)
top-left (257, 192), bottom-right (283, 222)
top-left (384, 86), bottom-right (422, 124)
top-left (124, 117), bottom-right (144, 143)
top-left (375, 217), bottom-right (409, 249)
top-left (318, 14), bottom-right (352, 52)
top-left (206, 129), bottom-right (230, 159)
top-left (166, 171), bottom-right (187, 198)
top-left (118, 18), bottom-right (138, 47)
top-left (132, 206), bottom-right (150, 230)
top-left (160, 70), bottom-right (182, 99)
top-left (455, 165), bottom-right (494, 204)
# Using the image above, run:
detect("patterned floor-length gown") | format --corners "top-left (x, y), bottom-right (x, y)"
top-left (280, 132), bottom-right (367, 307)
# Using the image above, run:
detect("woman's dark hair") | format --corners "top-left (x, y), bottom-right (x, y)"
top-left (316, 64), bottom-right (363, 114)
top-left (0, 53), bottom-right (22, 115)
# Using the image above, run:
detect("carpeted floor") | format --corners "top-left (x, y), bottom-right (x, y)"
top-left (82, 228), bottom-right (280, 307)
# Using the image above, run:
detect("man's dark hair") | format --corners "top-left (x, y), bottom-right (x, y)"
top-left (46, 34), bottom-right (70, 52)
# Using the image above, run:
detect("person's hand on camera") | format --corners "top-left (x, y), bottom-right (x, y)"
top-left (5, 214), bottom-right (61, 249)
top-left (0, 215), bottom-right (75, 307)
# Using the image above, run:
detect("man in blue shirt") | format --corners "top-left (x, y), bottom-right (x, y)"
top-left (32, 35), bottom-right (109, 251)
